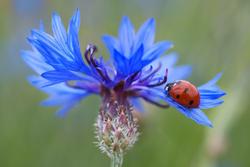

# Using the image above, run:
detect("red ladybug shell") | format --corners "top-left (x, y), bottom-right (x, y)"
top-left (165, 80), bottom-right (200, 108)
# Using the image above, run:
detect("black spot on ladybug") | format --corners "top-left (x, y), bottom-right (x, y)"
top-left (184, 88), bottom-right (189, 93)
top-left (189, 100), bottom-right (194, 105)
top-left (176, 95), bottom-right (180, 99)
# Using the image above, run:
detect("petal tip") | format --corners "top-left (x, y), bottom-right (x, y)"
top-left (52, 11), bottom-right (60, 18)
top-left (148, 18), bottom-right (155, 24)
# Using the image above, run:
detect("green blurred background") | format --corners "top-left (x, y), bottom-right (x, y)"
top-left (0, 0), bottom-right (250, 167)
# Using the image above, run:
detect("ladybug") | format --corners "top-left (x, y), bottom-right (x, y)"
top-left (164, 80), bottom-right (200, 108)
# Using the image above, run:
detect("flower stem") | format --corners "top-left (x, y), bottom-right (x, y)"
top-left (111, 153), bottom-right (123, 167)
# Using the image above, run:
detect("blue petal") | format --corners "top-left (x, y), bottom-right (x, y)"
top-left (113, 45), bottom-right (146, 76)
top-left (199, 89), bottom-right (226, 99)
top-left (29, 76), bottom-right (89, 117)
top-left (147, 53), bottom-right (191, 83)
top-left (148, 52), bottom-right (179, 73)
top-left (158, 53), bottom-right (179, 67)
top-left (119, 16), bottom-right (135, 58)
top-left (102, 35), bottom-right (119, 56)
top-left (168, 65), bottom-right (192, 82)
top-left (28, 76), bottom-right (55, 88)
top-left (186, 108), bottom-right (213, 127)
top-left (199, 99), bottom-right (224, 109)
top-left (52, 91), bottom-right (88, 117)
top-left (31, 30), bottom-right (72, 63)
top-left (41, 70), bottom-right (83, 82)
top-left (67, 17), bottom-right (89, 73)
top-left (41, 92), bottom-right (85, 106)
top-left (143, 41), bottom-right (173, 62)
top-left (41, 86), bottom-right (89, 106)
top-left (198, 73), bottom-right (226, 109)
top-left (51, 13), bottom-right (79, 64)
top-left (29, 76), bottom-right (88, 94)
top-left (132, 86), bottom-right (168, 104)
top-left (68, 9), bottom-right (80, 33)
top-left (135, 18), bottom-right (155, 50)
top-left (67, 10), bottom-right (80, 51)
top-left (39, 20), bottom-right (45, 31)
top-left (164, 96), bottom-right (213, 127)
top-left (199, 73), bottom-right (223, 89)
top-left (30, 29), bottom-right (61, 55)
top-left (55, 103), bottom-right (77, 118)
top-left (128, 45), bottom-right (144, 73)
top-left (113, 49), bottom-right (128, 75)
top-left (21, 50), bottom-right (53, 74)
top-left (29, 29), bottom-right (88, 72)
top-left (130, 98), bottom-right (145, 112)
top-left (27, 37), bottom-right (69, 70)
top-left (53, 89), bottom-right (89, 118)
top-left (52, 12), bottom-right (67, 44)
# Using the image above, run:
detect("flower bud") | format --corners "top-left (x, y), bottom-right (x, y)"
top-left (95, 92), bottom-right (139, 159)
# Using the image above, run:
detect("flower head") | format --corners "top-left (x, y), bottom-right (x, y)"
top-left (22, 9), bottom-right (191, 117)
top-left (163, 73), bottom-right (226, 127)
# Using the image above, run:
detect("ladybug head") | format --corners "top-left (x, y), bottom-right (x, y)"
top-left (164, 83), bottom-right (173, 92)
top-left (164, 81), bottom-right (181, 92)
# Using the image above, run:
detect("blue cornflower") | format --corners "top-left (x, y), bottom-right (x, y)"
top-left (163, 73), bottom-right (226, 127)
top-left (22, 9), bottom-right (226, 165)
top-left (22, 9), bottom-right (191, 118)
